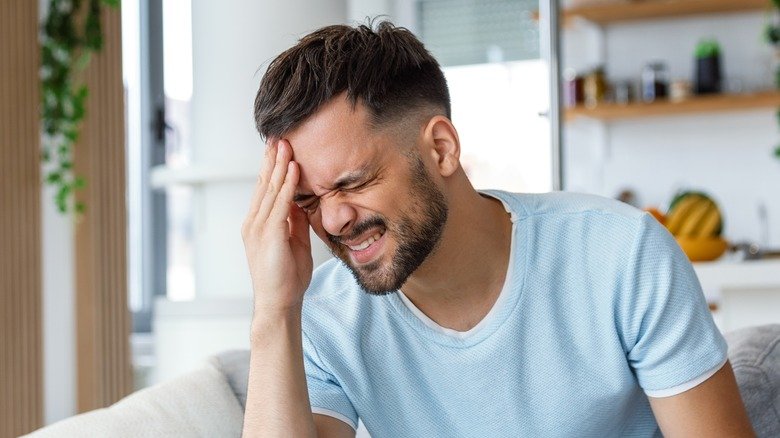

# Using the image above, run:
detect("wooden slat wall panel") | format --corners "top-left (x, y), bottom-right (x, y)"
top-left (74, 5), bottom-right (132, 412)
top-left (0, 1), bottom-right (44, 436)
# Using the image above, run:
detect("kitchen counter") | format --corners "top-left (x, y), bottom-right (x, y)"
top-left (693, 258), bottom-right (780, 332)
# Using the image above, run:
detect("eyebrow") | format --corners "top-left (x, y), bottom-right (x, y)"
top-left (293, 166), bottom-right (373, 203)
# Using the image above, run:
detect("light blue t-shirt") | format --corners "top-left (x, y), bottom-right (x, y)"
top-left (301, 190), bottom-right (727, 437)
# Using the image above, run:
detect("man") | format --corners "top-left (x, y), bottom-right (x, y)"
top-left (241, 21), bottom-right (753, 437)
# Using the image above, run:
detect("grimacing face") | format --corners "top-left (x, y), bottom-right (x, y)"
top-left (285, 97), bottom-right (449, 295)
top-left (326, 154), bottom-right (448, 294)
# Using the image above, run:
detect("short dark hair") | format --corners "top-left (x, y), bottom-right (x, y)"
top-left (254, 20), bottom-right (451, 140)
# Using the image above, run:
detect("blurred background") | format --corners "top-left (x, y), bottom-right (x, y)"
top-left (2, 0), bottom-right (780, 436)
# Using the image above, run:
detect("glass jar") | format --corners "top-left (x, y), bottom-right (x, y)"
top-left (641, 62), bottom-right (669, 102)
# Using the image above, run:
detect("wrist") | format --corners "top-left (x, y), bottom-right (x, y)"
top-left (249, 305), bottom-right (303, 346)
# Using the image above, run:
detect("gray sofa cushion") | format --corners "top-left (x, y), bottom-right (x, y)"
top-left (725, 324), bottom-right (780, 438)
top-left (26, 361), bottom-right (245, 437)
top-left (216, 325), bottom-right (780, 435)
top-left (212, 349), bottom-right (251, 410)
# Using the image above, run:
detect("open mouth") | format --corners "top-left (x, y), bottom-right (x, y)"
top-left (343, 228), bottom-right (386, 265)
top-left (346, 229), bottom-right (385, 251)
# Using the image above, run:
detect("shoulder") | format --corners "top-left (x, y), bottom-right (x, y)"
top-left (485, 190), bottom-right (649, 232)
top-left (303, 258), bottom-right (357, 302)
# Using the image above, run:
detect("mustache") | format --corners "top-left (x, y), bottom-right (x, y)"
top-left (327, 216), bottom-right (386, 245)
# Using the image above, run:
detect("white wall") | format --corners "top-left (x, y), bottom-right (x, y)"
top-left (41, 185), bottom-right (76, 424)
top-left (189, 0), bottom-right (348, 299)
top-left (563, 12), bottom-right (780, 248)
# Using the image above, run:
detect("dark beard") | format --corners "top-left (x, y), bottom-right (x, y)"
top-left (327, 156), bottom-right (448, 295)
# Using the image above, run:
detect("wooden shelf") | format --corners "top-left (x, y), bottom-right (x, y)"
top-left (565, 90), bottom-right (780, 121)
top-left (562, 0), bottom-right (770, 25)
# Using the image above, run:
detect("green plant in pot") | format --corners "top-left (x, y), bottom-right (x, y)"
top-left (694, 39), bottom-right (722, 95)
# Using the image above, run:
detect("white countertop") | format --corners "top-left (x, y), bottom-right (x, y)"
top-left (693, 258), bottom-right (780, 301)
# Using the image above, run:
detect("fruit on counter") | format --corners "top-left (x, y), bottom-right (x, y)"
top-left (663, 191), bottom-right (727, 262)
top-left (643, 207), bottom-right (666, 225)
top-left (675, 236), bottom-right (729, 263)
top-left (664, 191), bottom-right (722, 238)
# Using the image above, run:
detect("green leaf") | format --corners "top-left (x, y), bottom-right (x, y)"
top-left (775, 67), bottom-right (780, 89)
top-left (75, 202), bottom-right (86, 214)
top-left (74, 51), bottom-right (92, 71)
top-left (55, 184), bottom-right (71, 209)
top-left (85, 0), bottom-right (103, 51)
top-left (765, 24), bottom-right (780, 46)
top-left (694, 39), bottom-right (720, 59)
top-left (775, 144), bottom-right (780, 158)
top-left (46, 171), bottom-right (61, 183)
top-left (73, 176), bottom-right (86, 189)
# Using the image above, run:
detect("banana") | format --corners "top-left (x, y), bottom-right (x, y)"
top-left (695, 205), bottom-right (722, 237)
top-left (665, 195), bottom-right (704, 235)
top-left (677, 200), bottom-right (714, 237)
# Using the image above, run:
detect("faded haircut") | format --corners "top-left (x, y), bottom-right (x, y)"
top-left (254, 20), bottom-right (451, 140)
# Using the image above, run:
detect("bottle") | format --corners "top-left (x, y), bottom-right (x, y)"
top-left (584, 67), bottom-right (607, 108)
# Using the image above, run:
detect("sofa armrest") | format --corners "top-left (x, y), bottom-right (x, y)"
top-left (725, 324), bottom-right (780, 438)
top-left (25, 362), bottom-right (244, 437)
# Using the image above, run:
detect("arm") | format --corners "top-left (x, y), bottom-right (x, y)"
top-left (240, 140), bottom-right (354, 438)
top-left (649, 361), bottom-right (754, 437)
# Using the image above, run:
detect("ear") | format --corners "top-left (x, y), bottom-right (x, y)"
top-left (423, 116), bottom-right (461, 178)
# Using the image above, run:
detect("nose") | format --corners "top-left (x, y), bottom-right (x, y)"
top-left (319, 196), bottom-right (357, 238)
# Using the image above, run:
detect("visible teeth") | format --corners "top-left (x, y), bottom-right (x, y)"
top-left (347, 232), bottom-right (383, 251)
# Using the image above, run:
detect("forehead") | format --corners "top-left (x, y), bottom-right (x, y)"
top-left (284, 97), bottom-right (388, 192)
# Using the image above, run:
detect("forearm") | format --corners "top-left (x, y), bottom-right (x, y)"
top-left (242, 308), bottom-right (317, 438)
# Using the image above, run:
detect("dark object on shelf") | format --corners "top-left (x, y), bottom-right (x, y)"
top-left (641, 62), bottom-right (669, 102)
top-left (694, 39), bottom-right (722, 94)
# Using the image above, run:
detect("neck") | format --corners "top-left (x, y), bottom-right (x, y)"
top-left (400, 181), bottom-right (512, 331)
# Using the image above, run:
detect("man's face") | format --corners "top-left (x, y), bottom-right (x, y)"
top-left (286, 97), bottom-right (448, 295)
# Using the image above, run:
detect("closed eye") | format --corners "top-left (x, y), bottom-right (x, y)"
top-left (344, 180), bottom-right (370, 192)
top-left (297, 199), bottom-right (320, 214)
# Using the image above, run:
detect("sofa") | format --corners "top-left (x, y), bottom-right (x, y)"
top-left (26, 324), bottom-right (780, 437)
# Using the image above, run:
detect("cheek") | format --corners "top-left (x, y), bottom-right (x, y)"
top-left (306, 215), bottom-right (328, 240)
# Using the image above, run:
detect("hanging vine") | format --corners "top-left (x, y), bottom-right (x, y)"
top-left (40, 0), bottom-right (119, 214)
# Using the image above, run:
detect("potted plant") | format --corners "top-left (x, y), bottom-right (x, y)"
top-left (694, 39), bottom-right (722, 95)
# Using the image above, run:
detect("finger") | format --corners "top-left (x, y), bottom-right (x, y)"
top-left (268, 160), bottom-right (299, 225)
top-left (287, 170), bottom-right (311, 249)
top-left (255, 139), bottom-right (291, 222)
top-left (247, 140), bottom-right (277, 217)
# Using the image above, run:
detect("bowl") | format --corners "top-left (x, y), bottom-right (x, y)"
top-left (675, 236), bottom-right (728, 262)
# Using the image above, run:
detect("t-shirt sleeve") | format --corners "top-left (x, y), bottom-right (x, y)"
top-left (621, 213), bottom-right (728, 397)
top-left (302, 330), bottom-right (359, 429)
